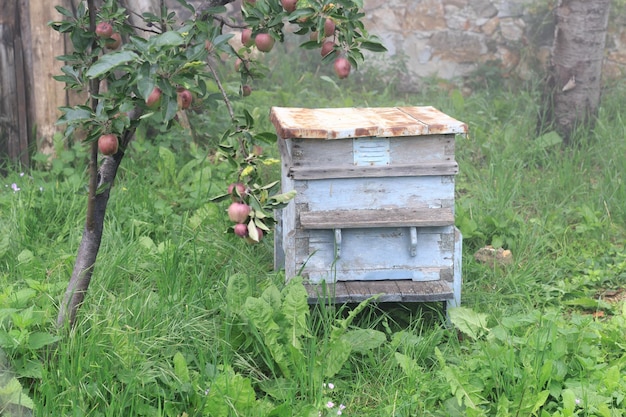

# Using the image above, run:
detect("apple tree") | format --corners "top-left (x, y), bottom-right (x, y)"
top-left (50, 0), bottom-right (386, 329)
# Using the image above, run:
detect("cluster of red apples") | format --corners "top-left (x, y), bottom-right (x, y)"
top-left (94, 22), bottom-right (193, 156)
top-left (226, 183), bottom-right (265, 243)
top-left (241, 0), bottom-right (351, 79)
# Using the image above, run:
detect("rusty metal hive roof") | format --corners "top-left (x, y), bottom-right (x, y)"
top-left (270, 106), bottom-right (467, 139)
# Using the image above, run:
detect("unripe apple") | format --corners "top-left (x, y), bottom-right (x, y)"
top-left (146, 87), bottom-right (162, 109)
top-left (334, 56), bottom-right (351, 79)
top-left (228, 182), bottom-right (247, 200)
top-left (98, 134), bottom-right (118, 156)
top-left (105, 32), bottom-right (122, 50)
top-left (95, 22), bottom-right (113, 39)
top-left (255, 33), bottom-right (275, 53)
top-left (309, 31), bottom-right (319, 42)
top-left (227, 202), bottom-right (251, 223)
top-left (241, 28), bottom-right (254, 47)
top-left (281, 0), bottom-right (297, 13)
top-left (177, 89), bottom-right (193, 110)
top-left (252, 145), bottom-right (263, 156)
top-left (242, 85), bottom-right (252, 97)
top-left (324, 18), bottom-right (335, 37)
top-left (321, 41), bottom-right (334, 57)
top-left (234, 223), bottom-right (248, 237)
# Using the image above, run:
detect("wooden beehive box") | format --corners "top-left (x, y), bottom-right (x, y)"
top-left (270, 106), bottom-right (467, 309)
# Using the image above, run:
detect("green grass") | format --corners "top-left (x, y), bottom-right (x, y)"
top-left (1, 49), bottom-right (626, 416)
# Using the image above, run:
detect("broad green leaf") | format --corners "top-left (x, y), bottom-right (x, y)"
top-left (86, 51), bottom-right (139, 78)
top-left (59, 106), bottom-right (93, 124)
top-left (150, 31), bottom-right (185, 48)
top-left (0, 378), bottom-right (35, 409)
top-left (359, 40), bottom-right (388, 52)
top-left (562, 389), bottom-right (577, 412)
top-left (226, 273), bottom-right (252, 309)
top-left (341, 328), bottom-right (386, 354)
top-left (535, 131), bottom-right (563, 149)
top-left (281, 277), bottom-right (310, 349)
top-left (17, 249), bottom-right (34, 264)
top-left (448, 307), bottom-right (489, 340)
top-left (173, 351), bottom-right (190, 384)
top-left (28, 332), bottom-right (60, 349)
top-left (532, 390), bottom-right (550, 413)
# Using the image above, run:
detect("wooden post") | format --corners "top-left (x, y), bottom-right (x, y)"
top-left (0, 0), bottom-right (71, 166)
top-left (27, 0), bottom-right (70, 156)
top-left (0, 0), bottom-right (30, 167)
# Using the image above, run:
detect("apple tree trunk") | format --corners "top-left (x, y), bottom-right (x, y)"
top-left (547, 0), bottom-right (611, 143)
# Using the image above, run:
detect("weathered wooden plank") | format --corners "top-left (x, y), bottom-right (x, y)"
top-left (296, 227), bottom-right (456, 283)
top-left (295, 175), bottom-right (455, 213)
top-left (303, 280), bottom-right (454, 303)
top-left (290, 161), bottom-right (459, 180)
top-left (300, 207), bottom-right (454, 229)
top-left (289, 135), bottom-right (455, 169)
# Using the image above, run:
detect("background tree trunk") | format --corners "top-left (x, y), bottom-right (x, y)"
top-left (549, 0), bottom-right (611, 142)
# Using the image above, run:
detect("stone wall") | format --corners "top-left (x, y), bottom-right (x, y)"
top-left (362, 0), bottom-right (626, 85)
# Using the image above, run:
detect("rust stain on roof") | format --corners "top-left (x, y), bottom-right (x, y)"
top-left (270, 106), bottom-right (467, 140)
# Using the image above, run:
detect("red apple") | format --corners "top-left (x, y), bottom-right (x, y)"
top-left (205, 39), bottom-right (214, 52)
top-left (146, 87), bottom-right (162, 109)
top-left (95, 22), bottom-right (113, 39)
top-left (177, 89), bottom-right (192, 110)
top-left (242, 85), bottom-right (252, 97)
top-left (334, 56), bottom-right (351, 79)
top-left (98, 134), bottom-right (118, 156)
top-left (321, 41), bottom-right (334, 57)
top-left (228, 182), bottom-right (247, 200)
top-left (105, 32), bottom-right (122, 50)
top-left (281, 0), bottom-right (297, 13)
top-left (235, 58), bottom-right (243, 72)
top-left (227, 202), bottom-right (251, 223)
top-left (324, 18), bottom-right (335, 37)
top-left (241, 28), bottom-right (254, 47)
top-left (255, 33), bottom-right (275, 53)
top-left (234, 223), bottom-right (248, 237)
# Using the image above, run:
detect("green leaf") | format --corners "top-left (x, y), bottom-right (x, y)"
top-left (532, 390), bottom-right (550, 413)
top-left (299, 40), bottom-right (321, 50)
top-left (280, 277), bottom-right (310, 350)
top-left (359, 40), bottom-right (388, 52)
top-left (54, 6), bottom-right (74, 17)
top-left (59, 106), bottom-right (93, 124)
top-left (341, 328), bottom-right (386, 354)
top-left (535, 131), bottom-right (563, 149)
top-left (394, 352), bottom-right (421, 377)
top-left (323, 337), bottom-right (351, 378)
top-left (150, 31), bottom-right (185, 48)
top-left (226, 273), bottom-right (253, 309)
top-left (0, 378), bottom-right (35, 409)
top-left (173, 351), bottom-right (191, 384)
top-left (86, 51), bottom-right (140, 78)
top-left (448, 307), bottom-right (490, 340)
top-left (28, 332), bottom-right (60, 349)
top-left (269, 190), bottom-right (296, 204)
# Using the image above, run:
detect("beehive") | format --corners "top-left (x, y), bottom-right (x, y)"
top-left (270, 106), bottom-right (467, 309)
